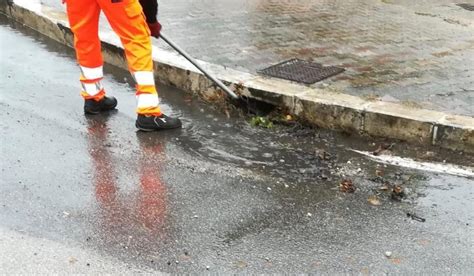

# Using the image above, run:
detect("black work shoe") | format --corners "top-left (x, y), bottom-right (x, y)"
top-left (136, 114), bottom-right (182, 131)
top-left (84, 96), bottom-right (118, 115)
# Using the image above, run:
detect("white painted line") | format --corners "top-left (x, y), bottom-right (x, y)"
top-left (352, 149), bottom-right (474, 178)
top-left (207, 147), bottom-right (272, 165)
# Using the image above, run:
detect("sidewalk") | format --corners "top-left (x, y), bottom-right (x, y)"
top-left (42, 0), bottom-right (474, 116)
top-left (162, 0), bottom-right (474, 116)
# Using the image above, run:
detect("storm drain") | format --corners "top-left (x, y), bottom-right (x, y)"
top-left (457, 3), bottom-right (474, 11)
top-left (258, 58), bottom-right (344, 84)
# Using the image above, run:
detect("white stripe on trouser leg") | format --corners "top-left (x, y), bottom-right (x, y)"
top-left (133, 71), bottom-right (155, 85)
top-left (81, 82), bottom-right (103, 96)
top-left (137, 94), bottom-right (160, 108)
top-left (80, 66), bottom-right (103, 80)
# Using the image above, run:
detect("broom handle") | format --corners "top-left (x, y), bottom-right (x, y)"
top-left (159, 33), bottom-right (239, 99)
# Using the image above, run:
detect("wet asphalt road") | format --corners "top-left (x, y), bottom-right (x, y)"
top-left (1, 16), bottom-right (473, 274)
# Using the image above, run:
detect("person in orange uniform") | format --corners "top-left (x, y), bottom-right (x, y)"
top-left (64, 0), bottom-right (181, 131)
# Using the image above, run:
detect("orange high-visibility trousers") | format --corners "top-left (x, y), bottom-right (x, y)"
top-left (66, 0), bottom-right (161, 115)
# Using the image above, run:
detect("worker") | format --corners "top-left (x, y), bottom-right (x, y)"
top-left (64, 0), bottom-right (181, 131)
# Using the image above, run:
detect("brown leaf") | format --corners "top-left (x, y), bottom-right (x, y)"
top-left (339, 179), bottom-right (356, 193)
top-left (393, 185), bottom-right (404, 194)
top-left (391, 185), bottom-right (405, 201)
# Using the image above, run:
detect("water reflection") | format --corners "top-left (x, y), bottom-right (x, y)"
top-left (85, 115), bottom-right (168, 240)
top-left (136, 132), bottom-right (168, 233)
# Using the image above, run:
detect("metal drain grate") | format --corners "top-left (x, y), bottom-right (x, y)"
top-left (457, 3), bottom-right (474, 11)
top-left (258, 59), bottom-right (344, 84)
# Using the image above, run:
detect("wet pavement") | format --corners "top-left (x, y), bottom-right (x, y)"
top-left (38, 0), bottom-right (474, 116)
top-left (1, 15), bottom-right (474, 274)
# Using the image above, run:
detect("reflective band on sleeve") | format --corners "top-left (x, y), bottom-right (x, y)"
top-left (80, 66), bottom-right (103, 80)
top-left (133, 71), bottom-right (155, 86)
top-left (81, 81), bottom-right (103, 96)
top-left (137, 93), bottom-right (160, 108)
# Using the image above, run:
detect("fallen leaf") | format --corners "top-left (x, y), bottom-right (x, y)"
top-left (339, 179), bottom-right (356, 193)
top-left (391, 185), bottom-right (405, 201)
top-left (368, 195), bottom-right (382, 206)
top-left (393, 185), bottom-right (404, 194)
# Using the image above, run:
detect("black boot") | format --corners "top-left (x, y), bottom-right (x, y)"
top-left (136, 114), bottom-right (182, 131)
top-left (84, 96), bottom-right (118, 115)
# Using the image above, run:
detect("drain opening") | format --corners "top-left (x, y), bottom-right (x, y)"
top-left (258, 58), bottom-right (344, 85)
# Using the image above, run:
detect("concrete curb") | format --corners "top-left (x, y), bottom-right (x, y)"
top-left (2, 1), bottom-right (473, 153)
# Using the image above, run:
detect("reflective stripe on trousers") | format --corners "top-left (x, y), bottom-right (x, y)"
top-left (80, 66), bottom-right (104, 101)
